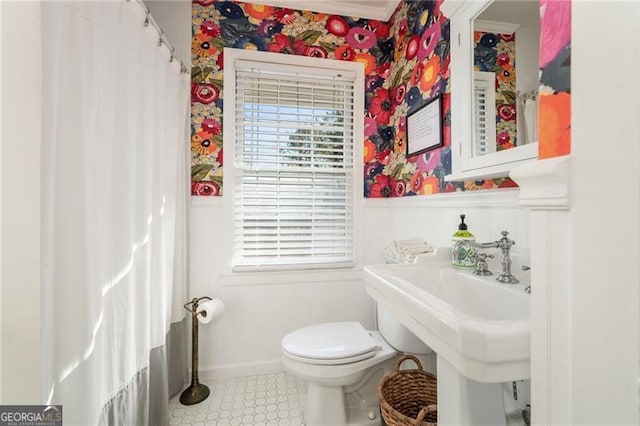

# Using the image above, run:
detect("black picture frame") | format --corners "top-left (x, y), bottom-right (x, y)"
top-left (406, 95), bottom-right (443, 157)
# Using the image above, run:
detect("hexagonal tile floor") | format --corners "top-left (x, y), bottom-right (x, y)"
top-left (169, 372), bottom-right (307, 426)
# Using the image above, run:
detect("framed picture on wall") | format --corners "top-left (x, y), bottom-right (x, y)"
top-left (406, 95), bottom-right (443, 157)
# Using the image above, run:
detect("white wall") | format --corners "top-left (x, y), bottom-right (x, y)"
top-left (0, 2), bottom-right (3, 402)
top-left (190, 197), bottom-right (374, 379)
top-left (515, 26), bottom-right (539, 145)
top-left (191, 190), bottom-right (530, 378)
top-left (0, 1), bottom-right (42, 403)
top-left (515, 27), bottom-right (539, 95)
top-left (569, 1), bottom-right (639, 422)
top-left (144, 0), bottom-right (192, 67)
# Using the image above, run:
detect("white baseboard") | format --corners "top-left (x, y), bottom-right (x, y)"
top-left (196, 359), bottom-right (284, 381)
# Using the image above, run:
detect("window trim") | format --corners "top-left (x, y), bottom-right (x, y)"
top-left (222, 48), bottom-right (365, 276)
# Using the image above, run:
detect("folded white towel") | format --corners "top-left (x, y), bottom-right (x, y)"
top-left (382, 240), bottom-right (434, 263)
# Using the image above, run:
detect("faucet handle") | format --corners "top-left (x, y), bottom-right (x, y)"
top-left (477, 252), bottom-right (494, 261)
top-left (498, 230), bottom-right (515, 247)
top-left (473, 252), bottom-right (494, 276)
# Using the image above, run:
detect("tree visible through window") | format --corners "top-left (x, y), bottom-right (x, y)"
top-left (286, 109), bottom-right (346, 169)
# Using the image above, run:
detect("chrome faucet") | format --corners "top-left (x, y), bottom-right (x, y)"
top-left (470, 231), bottom-right (519, 284)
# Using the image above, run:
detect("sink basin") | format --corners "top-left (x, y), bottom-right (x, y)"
top-left (364, 248), bottom-right (530, 383)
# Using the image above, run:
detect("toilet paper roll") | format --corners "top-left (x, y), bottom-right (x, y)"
top-left (196, 299), bottom-right (225, 325)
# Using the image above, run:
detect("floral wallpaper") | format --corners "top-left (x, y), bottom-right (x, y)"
top-left (474, 31), bottom-right (517, 151)
top-left (538, 0), bottom-right (571, 158)
top-left (190, 0), bottom-right (515, 196)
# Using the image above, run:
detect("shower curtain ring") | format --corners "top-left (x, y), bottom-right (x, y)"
top-left (169, 46), bottom-right (175, 63)
top-left (158, 29), bottom-right (164, 47)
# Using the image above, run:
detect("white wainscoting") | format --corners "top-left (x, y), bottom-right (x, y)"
top-left (189, 189), bottom-right (530, 378)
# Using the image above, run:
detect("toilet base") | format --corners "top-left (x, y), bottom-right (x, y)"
top-left (304, 383), bottom-right (347, 425)
top-left (303, 383), bottom-right (386, 426)
top-left (300, 357), bottom-right (398, 426)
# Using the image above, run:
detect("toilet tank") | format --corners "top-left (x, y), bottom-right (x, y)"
top-left (377, 305), bottom-right (432, 355)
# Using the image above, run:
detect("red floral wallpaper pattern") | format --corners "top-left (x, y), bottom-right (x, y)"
top-left (190, 0), bottom-right (515, 196)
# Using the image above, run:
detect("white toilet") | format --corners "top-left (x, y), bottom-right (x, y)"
top-left (281, 306), bottom-right (432, 426)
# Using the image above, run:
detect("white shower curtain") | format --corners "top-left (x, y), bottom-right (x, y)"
top-left (41, 2), bottom-right (190, 424)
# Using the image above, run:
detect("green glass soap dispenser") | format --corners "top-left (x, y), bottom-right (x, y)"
top-left (451, 214), bottom-right (477, 269)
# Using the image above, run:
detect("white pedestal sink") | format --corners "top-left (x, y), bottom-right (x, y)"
top-left (437, 356), bottom-right (510, 425)
top-left (363, 248), bottom-right (531, 425)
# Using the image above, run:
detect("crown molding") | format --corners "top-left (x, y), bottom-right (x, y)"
top-left (475, 19), bottom-right (519, 35)
top-left (237, 0), bottom-right (401, 21)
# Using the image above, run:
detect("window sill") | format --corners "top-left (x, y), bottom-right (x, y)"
top-left (219, 266), bottom-right (364, 287)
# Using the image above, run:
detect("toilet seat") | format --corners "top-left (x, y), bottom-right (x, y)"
top-left (282, 322), bottom-right (378, 365)
top-left (283, 350), bottom-right (376, 365)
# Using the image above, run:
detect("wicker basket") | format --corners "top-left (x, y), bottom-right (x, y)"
top-left (378, 355), bottom-right (438, 426)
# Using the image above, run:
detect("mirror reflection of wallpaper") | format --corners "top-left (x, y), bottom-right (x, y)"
top-left (539, 0), bottom-right (571, 158)
top-left (474, 31), bottom-right (517, 151)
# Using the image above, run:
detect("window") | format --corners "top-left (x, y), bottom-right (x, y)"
top-left (473, 70), bottom-right (497, 157)
top-left (223, 50), bottom-right (363, 272)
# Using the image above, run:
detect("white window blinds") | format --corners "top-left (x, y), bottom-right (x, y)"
top-left (233, 60), bottom-right (356, 270)
top-left (473, 70), bottom-right (497, 157)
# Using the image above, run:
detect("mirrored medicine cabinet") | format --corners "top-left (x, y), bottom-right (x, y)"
top-left (442, 0), bottom-right (540, 181)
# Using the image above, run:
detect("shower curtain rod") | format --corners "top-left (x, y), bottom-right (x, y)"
top-left (128, 0), bottom-right (189, 74)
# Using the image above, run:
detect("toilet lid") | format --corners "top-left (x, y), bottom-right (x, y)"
top-left (281, 322), bottom-right (377, 361)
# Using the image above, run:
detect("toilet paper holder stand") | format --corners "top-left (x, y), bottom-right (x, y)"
top-left (179, 296), bottom-right (212, 405)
